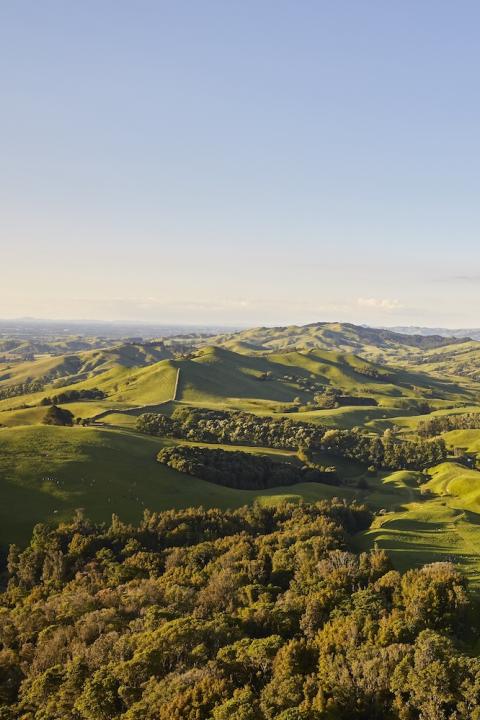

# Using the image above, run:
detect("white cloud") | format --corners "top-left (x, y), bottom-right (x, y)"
top-left (357, 297), bottom-right (403, 311)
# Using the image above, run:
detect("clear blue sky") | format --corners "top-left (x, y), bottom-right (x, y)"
top-left (2, 1), bottom-right (480, 327)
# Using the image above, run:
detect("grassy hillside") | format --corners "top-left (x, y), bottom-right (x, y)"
top-left (214, 321), bottom-right (469, 357)
top-left (0, 356), bottom-right (179, 422)
top-left (354, 460), bottom-right (480, 587)
top-left (412, 341), bottom-right (480, 381)
top-left (3, 322), bottom-right (480, 589)
top-left (174, 345), bottom-right (471, 409)
top-left (0, 421), bottom-right (425, 548)
top-left (361, 496), bottom-right (480, 585)
top-left (0, 341), bottom-right (172, 398)
top-left (0, 341), bottom-right (475, 430)
top-left (0, 425), bottom-right (357, 545)
top-left (1, 323), bottom-right (478, 419)
top-left (0, 334), bottom-right (112, 360)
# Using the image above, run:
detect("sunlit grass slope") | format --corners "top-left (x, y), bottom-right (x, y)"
top-left (358, 461), bottom-right (480, 586)
top-left (0, 425), bottom-right (356, 546)
top-left (176, 347), bottom-right (304, 404)
top-left (0, 343), bottom-right (174, 410)
top-left (174, 345), bottom-right (469, 408)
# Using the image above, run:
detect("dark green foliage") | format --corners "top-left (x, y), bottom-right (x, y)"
top-left (41, 404), bottom-right (74, 426)
top-left (157, 445), bottom-right (339, 489)
top-left (355, 363), bottom-right (394, 381)
top-left (40, 388), bottom-right (106, 405)
top-left (138, 406), bottom-right (328, 450)
top-left (418, 412), bottom-right (480, 437)
top-left (337, 394), bottom-right (378, 406)
top-left (0, 379), bottom-right (44, 400)
top-left (137, 407), bottom-right (447, 470)
top-left (0, 501), bottom-right (476, 719)
top-left (314, 387), bottom-right (378, 408)
top-left (313, 387), bottom-right (340, 409)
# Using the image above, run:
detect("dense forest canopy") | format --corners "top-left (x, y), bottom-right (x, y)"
top-left (0, 500), bottom-right (478, 720)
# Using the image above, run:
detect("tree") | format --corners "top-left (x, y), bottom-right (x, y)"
top-left (42, 405), bottom-right (74, 426)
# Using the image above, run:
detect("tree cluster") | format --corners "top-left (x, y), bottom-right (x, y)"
top-left (314, 388), bottom-right (377, 409)
top-left (0, 501), bottom-right (477, 719)
top-left (157, 445), bottom-right (339, 489)
top-left (321, 428), bottom-right (446, 470)
top-left (137, 408), bottom-right (447, 470)
top-left (42, 405), bottom-right (75, 426)
top-left (40, 388), bottom-right (106, 406)
top-left (0, 380), bottom-right (44, 401)
top-left (355, 364), bottom-right (394, 381)
top-left (137, 408), bottom-right (327, 452)
top-left (418, 412), bottom-right (480, 438)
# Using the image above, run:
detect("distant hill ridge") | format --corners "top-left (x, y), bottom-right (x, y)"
top-left (2, 322), bottom-right (480, 417)
top-left (212, 321), bottom-right (472, 355)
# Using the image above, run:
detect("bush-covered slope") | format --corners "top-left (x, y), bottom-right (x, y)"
top-left (0, 501), bottom-right (477, 720)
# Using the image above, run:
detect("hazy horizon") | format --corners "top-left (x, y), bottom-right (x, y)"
top-left (2, 315), bottom-right (480, 334)
top-left (3, 2), bottom-right (480, 326)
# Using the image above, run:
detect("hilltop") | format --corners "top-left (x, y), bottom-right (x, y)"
top-left (212, 321), bottom-right (470, 361)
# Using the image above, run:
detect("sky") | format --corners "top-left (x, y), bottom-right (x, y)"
top-left (2, 1), bottom-right (480, 328)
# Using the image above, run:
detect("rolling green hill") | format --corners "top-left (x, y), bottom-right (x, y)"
top-left (0, 334), bottom-right (111, 359)
top-left (0, 346), bottom-right (178, 419)
top-left (0, 341), bottom-right (172, 397)
top-left (408, 341), bottom-right (480, 381)
top-left (0, 425), bottom-right (356, 545)
top-left (214, 321), bottom-right (470, 358)
top-left (358, 460), bottom-right (480, 586)
top-left (3, 321), bottom-right (480, 589)
top-left (0, 340), bottom-right (476, 428)
top-left (173, 345), bottom-right (474, 410)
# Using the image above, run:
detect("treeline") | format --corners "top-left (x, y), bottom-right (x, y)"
top-left (40, 387), bottom-right (106, 405)
top-left (355, 363), bottom-right (394, 381)
top-left (322, 428), bottom-right (446, 470)
top-left (0, 379), bottom-right (44, 400)
top-left (157, 445), bottom-right (339, 489)
top-left (137, 407), bottom-right (447, 470)
top-left (0, 501), bottom-right (477, 719)
top-left (337, 394), bottom-right (377, 406)
top-left (418, 412), bottom-right (480, 438)
top-left (138, 407), bottom-right (327, 450)
top-left (313, 387), bottom-right (378, 409)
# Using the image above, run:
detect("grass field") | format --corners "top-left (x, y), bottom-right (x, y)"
top-left (356, 461), bottom-right (480, 587)
top-left (0, 425), bottom-right (362, 546)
